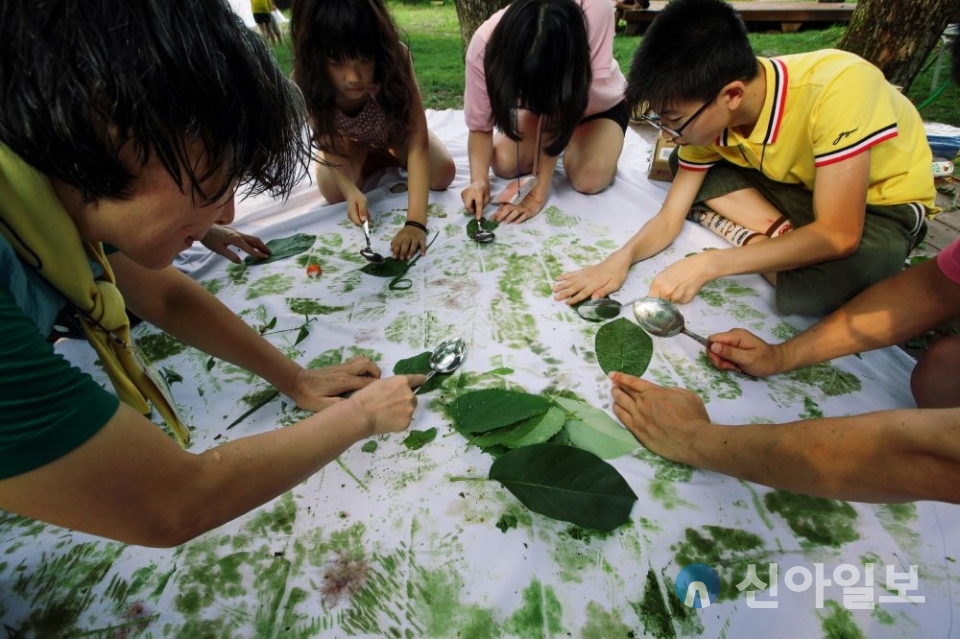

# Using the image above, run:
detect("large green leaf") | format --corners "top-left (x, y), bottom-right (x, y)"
top-left (489, 443), bottom-right (637, 532)
top-left (451, 389), bottom-right (551, 435)
top-left (595, 317), bottom-right (653, 377)
top-left (470, 405), bottom-right (566, 450)
top-left (244, 233), bottom-right (316, 265)
top-left (553, 396), bottom-right (639, 459)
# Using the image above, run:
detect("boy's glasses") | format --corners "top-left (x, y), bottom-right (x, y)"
top-left (637, 96), bottom-right (715, 139)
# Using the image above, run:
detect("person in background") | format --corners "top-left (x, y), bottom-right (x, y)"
top-left (605, 38), bottom-right (960, 505)
top-left (462, 0), bottom-right (628, 224)
top-left (555, 0), bottom-right (936, 317)
top-left (291, 0), bottom-right (455, 260)
top-left (252, 0), bottom-right (284, 45)
top-left (0, 0), bottom-right (423, 547)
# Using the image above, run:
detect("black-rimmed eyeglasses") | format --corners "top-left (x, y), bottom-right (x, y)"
top-left (637, 96), bottom-right (715, 139)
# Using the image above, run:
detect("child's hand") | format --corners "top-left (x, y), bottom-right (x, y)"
top-left (345, 191), bottom-right (370, 226)
top-left (461, 179), bottom-right (490, 219)
top-left (492, 188), bottom-right (546, 224)
top-left (553, 253), bottom-right (631, 304)
top-left (648, 253), bottom-right (716, 304)
top-left (391, 225), bottom-right (427, 260)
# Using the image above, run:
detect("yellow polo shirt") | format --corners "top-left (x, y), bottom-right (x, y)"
top-left (678, 50), bottom-right (937, 211)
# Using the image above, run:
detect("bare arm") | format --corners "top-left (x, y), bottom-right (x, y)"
top-left (391, 70), bottom-right (431, 259)
top-left (708, 257), bottom-right (960, 376)
top-left (0, 376), bottom-right (421, 547)
top-left (650, 152), bottom-right (870, 302)
top-left (110, 253), bottom-right (381, 409)
top-left (610, 372), bottom-right (960, 503)
top-left (552, 167), bottom-right (705, 303)
top-left (462, 129), bottom-right (493, 218)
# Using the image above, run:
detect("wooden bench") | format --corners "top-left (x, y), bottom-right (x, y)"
top-left (623, 1), bottom-right (857, 35)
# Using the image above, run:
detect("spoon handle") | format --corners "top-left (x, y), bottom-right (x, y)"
top-left (362, 220), bottom-right (373, 248)
top-left (414, 370), bottom-right (437, 395)
top-left (682, 328), bottom-right (710, 347)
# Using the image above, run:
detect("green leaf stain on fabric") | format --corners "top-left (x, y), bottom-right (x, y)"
top-left (764, 491), bottom-right (859, 548)
top-left (504, 579), bottom-right (563, 638)
top-left (595, 317), bottom-right (653, 377)
top-left (633, 568), bottom-right (676, 639)
top-left (286, 297), bottom-right (347, 315)
top-left (820, 600), bottom-right (866, 639)
top-left (671, 525), bottom-right (766, 599)
top-left (246, 273), bottom-right (295, 300)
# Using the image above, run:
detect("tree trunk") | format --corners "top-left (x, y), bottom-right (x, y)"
top-left (837, 0), bottom-right (956, 92)
top-left (453, 0), bottom-right (511, 53)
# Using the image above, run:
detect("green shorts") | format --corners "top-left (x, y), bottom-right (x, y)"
top-left (671, 156), bottom-right (929, 316)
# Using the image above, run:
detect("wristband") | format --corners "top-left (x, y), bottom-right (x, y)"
top-left (404, 220), bottom-right (428, 233)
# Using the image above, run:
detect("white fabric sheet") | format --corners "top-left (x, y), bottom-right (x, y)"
top-left (2, 110), bottom-right (957, 638)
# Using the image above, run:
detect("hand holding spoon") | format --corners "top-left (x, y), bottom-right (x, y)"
top-left (632, 297), bottom-right (709, 346)
top-left (360, 219), bottom-right (385, 264)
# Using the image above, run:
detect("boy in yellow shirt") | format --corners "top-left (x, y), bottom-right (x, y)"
top-left (555, 0), bottom-right (937, 316)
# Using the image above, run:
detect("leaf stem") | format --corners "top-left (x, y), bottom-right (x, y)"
top-left (225, 389), bottom-right (280, 430)
top-left (336, 457), bottom-right (368, 491)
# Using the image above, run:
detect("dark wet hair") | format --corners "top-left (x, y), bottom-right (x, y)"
top-left (291, 0), bottom-right (414, 155)
top-left (626, 0), bottom-right (759, 113)
top-left (484, 0), bottom-right (592, 157)
top-left (0, 0), bottom-right (308, 203)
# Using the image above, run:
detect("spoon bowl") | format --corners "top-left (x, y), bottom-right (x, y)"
top-left (632, 297), bottom-right (709, 346)
top-left (360, 219), bottom-right (385, 264)
top-left (416, 338), bottom-right (467, 393)
top-left (471, 226), bottom-right (496, 244)
top-left (576, 297), bottom-right (624, 321)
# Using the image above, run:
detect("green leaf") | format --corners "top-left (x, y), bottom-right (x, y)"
top-left (402, 427), bottom-right (437, 450)
top-left (473, 406), bottom-right (566, 449)
top-left (244, 233), bottom-right (316, 265)
top-left (466, 217), bottom-right (499, 238)
top-left (595, 317), bottom-right (653, 377)
top-left (496, 514), bottom-right (518, 533)
top-left (361, 441), bottom-right (378, 453)
top-left (553, 396), bottom-right (639, 459)
top-left (394, 350), bottom-right (449, 394)
top-left (360, 257), bottom-right (409, 278)
top-left (489, 443), bottom-right (637, 532)
top-left (294, 325), bottom-right (310, 346)
top-left (206, 357), bottom-right (216, 371)
top-left (451, 389), bottom-right (552, 435)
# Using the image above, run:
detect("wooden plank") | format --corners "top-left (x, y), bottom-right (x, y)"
top-left (624, 1), bottom-right (856, 27)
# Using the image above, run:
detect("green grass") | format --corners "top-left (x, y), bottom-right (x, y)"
top-left (269, 2), bottom-right (960, 126)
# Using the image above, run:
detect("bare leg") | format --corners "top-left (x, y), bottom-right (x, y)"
top-left (704, 187), bottom-right (785, 235)
top-left (563, 118), bottom-right (624, 194)
top-left (426, 130), bottom-right (456, 190)
top-left (911, 335), bottom-right (960, 408)
top-left (314, 145), bottom-right (368, 204)
top-left (491, 109), bottom-right (540, 179)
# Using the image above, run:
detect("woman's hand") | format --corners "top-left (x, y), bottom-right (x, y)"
top-left (346, 374), bottom-right (427, 436)
top-left (201, 225), bottom-right (271, 264)
top-left (286, 356), bottom-right (383, 412)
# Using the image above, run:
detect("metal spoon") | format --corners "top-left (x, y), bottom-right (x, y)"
top-left (471, 219), bottom-right (496, 244)
top-left (416, 337), bottom-right (467, 394)
top-left (360, 219), bottom-right (385, 264)
top-left (632, 297), bottom-right (709, 346)
top-left (576, 297), bottom-right (625, 321)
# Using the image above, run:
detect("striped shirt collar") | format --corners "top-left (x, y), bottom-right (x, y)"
top-left (718, 57), bottom-right (787, 147)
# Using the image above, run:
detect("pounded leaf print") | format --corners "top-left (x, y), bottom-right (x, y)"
top-left (243, 233), bottom-right (316, 265)
top-left (489, 443), bottom-right (637, 532)
top-left (466, 217), bottom-right (499, 238)
top-left (595, 317), bottom-right (653, 377)
top-left (553, 396), bottom-right (638, 459)
top-left (451, 389), bottom-right (551, 435)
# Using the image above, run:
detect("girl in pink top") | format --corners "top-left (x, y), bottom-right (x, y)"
top-left (292, 0), bottom-right (455, 259)
top-left (462, 0), bottom-right (628, 224)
